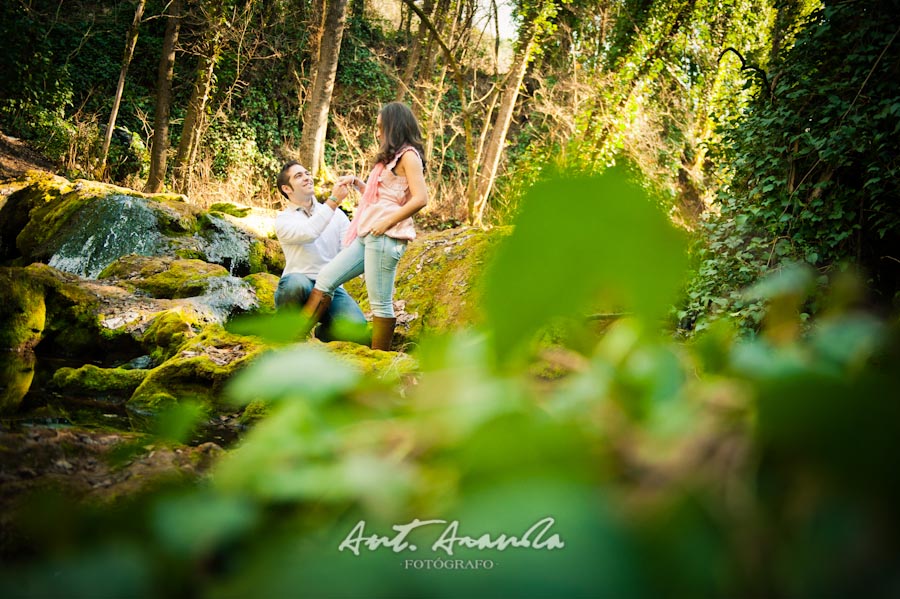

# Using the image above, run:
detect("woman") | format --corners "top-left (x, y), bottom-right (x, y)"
top-left (302, 102), bottom-right (428, 350)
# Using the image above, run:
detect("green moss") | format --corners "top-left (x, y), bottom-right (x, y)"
top-left (210, 202), bottom-right (252, 218)
top-left (100, 255), bottom-right (229, 298)
top-left (326, 341), bottom-right (418, 382)
top-left (174, 249), bottom-right (205, 260)
top-left (243, 272), bottom-right (279, 313)
top-left (247, 241), bottom-right (266, 274)
top-left (0, 267), bottom-right (46, 351)
top-left (23, 263), bottom-right (104, 356)
top-left (51, 364), bottom-right (148, 395)
top-left (345, 227), bottom-right (508, 343)
top-left (239, 399), bottom-right (271, 425)
top-left (141, 308), bottom-right (201, 362)
top-left (262, 238), bottom-right (284, 274)
top-left (0, 351), bottom-right (35, 413)
top-left (129, 326), bottom-right (265, 414)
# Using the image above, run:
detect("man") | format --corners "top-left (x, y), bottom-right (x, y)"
top-left (274, 160), bottom-right (367, 342)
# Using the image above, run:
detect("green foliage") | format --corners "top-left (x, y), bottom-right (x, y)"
top-left (485, 170), bottom-right (688, 363)
top-left (336, 29), bottom-right (395, 104)
top-left (685, 1), bottom-right (900, 330)
top-left (4, 169), bottom-right (900, 596)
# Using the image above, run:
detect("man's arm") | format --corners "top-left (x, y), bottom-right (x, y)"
top-left (275, 202), bottom-right (336, 245)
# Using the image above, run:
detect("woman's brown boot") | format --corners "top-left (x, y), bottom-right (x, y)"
top-left (371, 316), bottom-right (397, 351)
top-left (300, 289), bottom-right (331, 338)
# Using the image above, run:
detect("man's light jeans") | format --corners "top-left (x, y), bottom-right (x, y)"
top-left (275, 273), bottom-right (367, 342)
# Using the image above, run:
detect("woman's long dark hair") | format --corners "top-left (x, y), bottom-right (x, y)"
top-left (375, 102), bottom-right (426, 170)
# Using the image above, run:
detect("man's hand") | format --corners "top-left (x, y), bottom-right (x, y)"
top-left (330, 180), bottom-right (352, 203)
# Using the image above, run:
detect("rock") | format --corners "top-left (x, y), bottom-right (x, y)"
top-left (50, 364), bottom-right (148, 397)
top-left (344, 226), bottom-right (508, 344)
top-left (0, 171), bottom-right (283, 278)
top-left (243, 272), bottom-right (279, 314)
top-left (128, 326), bottom-right (265, 414)
top-left (99, 254), bottom-right (230, 299)
top-left (0, 350), bottom-right (35, 413)
top-left (0, 267), bottom-right (45, 351)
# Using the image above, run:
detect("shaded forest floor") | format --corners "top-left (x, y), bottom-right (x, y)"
top-left (0, 130), bottom-right (55, 180)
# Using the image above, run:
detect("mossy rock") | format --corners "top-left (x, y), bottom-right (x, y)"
top-left (243, 272), bottom-right (279, 313)
top-left (0, 351), bottom-right (35, 413)
top-left (99, 254), bottom-right (230, 298)
top-left (210, 202), bottom-right (252, 218)
top-left (326, 341), bottom-right (418, 382)
top-left (9, 173), bottom-right (195, 269)
top-left (239, 399), bottom-right (271, 426)
top-left (51, 364), bottom-right (148, 397)
top-left (21, 263), bottom-right (106, 356)
top-left (248, 238), bottom-right (284, 274)
top-left (0, 266), bottom-right (46, 351)
top-left (128, 326), bottom-right (265, 414)
top-left (344, 227), bottom-right (509, 342)
top-left (140, 308), bottom-right (203, 363)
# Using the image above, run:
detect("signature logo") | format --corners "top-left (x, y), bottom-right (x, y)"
top-left (338, 517), bottom-right (565, 556)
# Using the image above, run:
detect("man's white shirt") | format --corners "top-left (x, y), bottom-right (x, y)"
top-left (275, 199), bottom-right (350, 277)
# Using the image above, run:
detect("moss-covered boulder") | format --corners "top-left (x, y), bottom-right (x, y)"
top-left (20, 263), bottom-right (121, 357)
top-left (139, 307), bottom-right (203, 363)
top-left (325, 341), bottom-right (418, 381)
top-left (344, 227), bottom-right (508, 342)
top-left (0, 351), bottom-right (35, 413)
top-left (99, 254), bottom-right (230, 298)
top-left (0, 266), bottom-right (46, 351)
top-left (129, 326), bottom-right (265, 414)
top-left (0, 171), bottom-right (284, 278)
top-left (51, 364), bottom-right (148, 398)
top-left (243, 272), bottom-right (279, 313)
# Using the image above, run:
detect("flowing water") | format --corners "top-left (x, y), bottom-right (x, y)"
top-left (48, 195), bottom-right (166, 279)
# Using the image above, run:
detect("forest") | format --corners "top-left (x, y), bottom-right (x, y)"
top-left (1, 0), bottom-right (899, 596)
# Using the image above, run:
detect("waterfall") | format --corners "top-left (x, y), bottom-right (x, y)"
top-left (48, 195), bottom-right (165, 279)
top-left (201, 214), bottom-right (252, 276)
top-left (187, 275), bottom-right (258, 324)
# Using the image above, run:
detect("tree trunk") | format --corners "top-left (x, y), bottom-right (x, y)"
top-left (305, 0), bottom-right (327, 101)
top-left (396, 0), bottom-right (434, 104)
top-left (98, 0), bottom-right (145, 178)
top-left (172, 39), bottom-right (221, 193)
top-left (471, 25), bottom-right (538, 225)
top-left (298, 0), bottom-right (349, 177)
top-left (146, 0), bottom-right (182, 193)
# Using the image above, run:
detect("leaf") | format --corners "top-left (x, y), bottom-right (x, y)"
top-left (483, 170), bottom-right (687, 364)
top-left (225, 345), bottom-right (361, 405)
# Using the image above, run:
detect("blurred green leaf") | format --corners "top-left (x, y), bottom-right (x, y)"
top-left (225, 311), bottom-right (308, 344)
top-left (483, 170), bottom-right (687, 364)
top-left (225, 345), bottom-right (361, 405)
top-left (152, 398), bottom-right (207, 443)
top-left (152, 491), bottom-right (259, 558)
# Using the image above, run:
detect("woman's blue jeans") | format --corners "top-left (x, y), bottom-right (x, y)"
top-left (314, 234), bottom-right (407, 318)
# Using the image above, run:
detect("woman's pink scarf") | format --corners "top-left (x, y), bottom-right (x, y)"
top-left (343, 162), bottom-right (384, 246)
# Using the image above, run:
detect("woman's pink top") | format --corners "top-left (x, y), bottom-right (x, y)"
top-left (351, 146), bottom-right (421, 243)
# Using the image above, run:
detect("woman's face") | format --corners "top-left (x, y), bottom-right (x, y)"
top-left (376, 113), bottom-right (384, 144)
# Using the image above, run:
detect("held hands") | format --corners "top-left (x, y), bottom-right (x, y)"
top-left (336, 174), bottom-right (365, 193)
top-left (330, 175), bottom-right (364, 205)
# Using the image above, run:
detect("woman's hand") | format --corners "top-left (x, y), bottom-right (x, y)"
top-left (336, 174), bottom-right (364, 193)
top-left (369, 216), bottom-right (395, 236)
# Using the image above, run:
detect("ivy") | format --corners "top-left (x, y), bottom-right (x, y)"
top-left (684, 1), bottom-right (900, 332)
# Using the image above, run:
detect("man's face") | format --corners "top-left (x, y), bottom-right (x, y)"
top-left (283, 164), bottom-right (314, 202)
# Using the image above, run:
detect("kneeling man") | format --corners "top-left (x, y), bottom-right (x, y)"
top-left (274, 160), bottom-right (367, 342)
